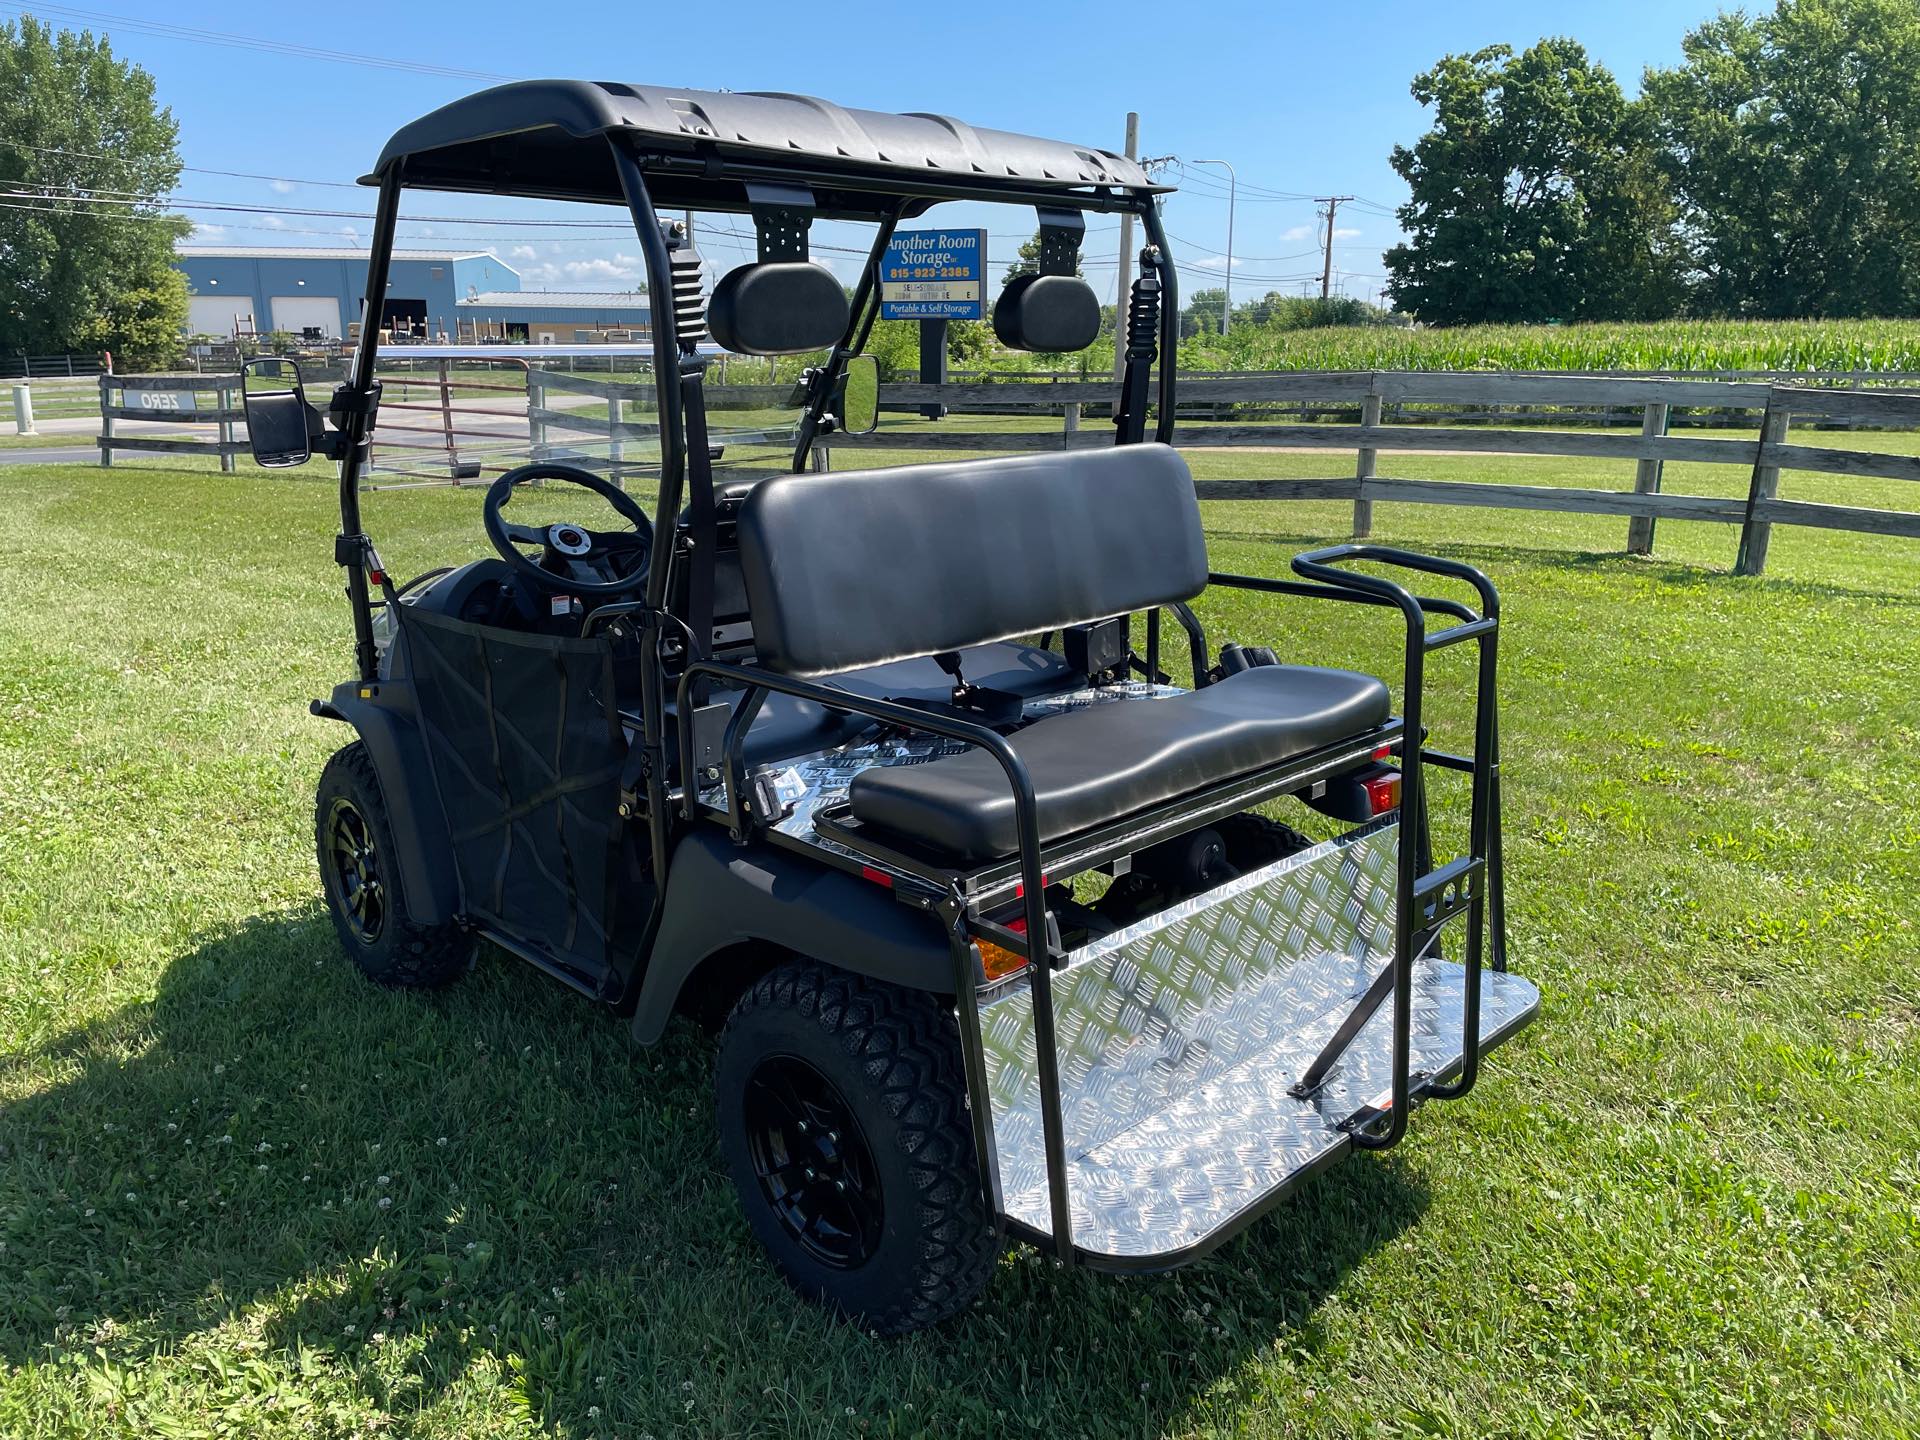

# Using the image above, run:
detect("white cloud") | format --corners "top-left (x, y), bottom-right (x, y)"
top-left (507, 244), bottom-right (539, 262)
top-left (1333, 227), bottom-right (1361, 240)
top-left (260, 214), bottom-right (287, 230)
top-left (524, 262), bottom-right (561, 285)
top-left (554, 252), bottom-right (643, 286)
top-left (337, 225), bottom-right (360, 243)
top-left (268, 179), bottom-right (295, 195)
top-left (191, 222), bottom-right (225, 239)
top-left (1193, 254), bottom-right (1231, 270)
top-left (1282, 224), bottom-right (1312, 242)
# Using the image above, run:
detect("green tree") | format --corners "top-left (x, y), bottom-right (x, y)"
top-left (1643, 0), bottom-right (1920, 317)
top-left (1383, 39), bottom-right (1680, 324)
top-left (1001, 229), bottom-right (1086, 286)
top-left (0, 17), bottom-right (188, 367)
top-left (1182, 287), bottom-right (1227, 337)
top-left (864, 317), bottom-right (992, 379)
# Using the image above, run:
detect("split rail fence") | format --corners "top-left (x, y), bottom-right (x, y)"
top-left (90, 366), bottom-right (1920, 576)
top-left (827, 370), bottom-right (1920, 575)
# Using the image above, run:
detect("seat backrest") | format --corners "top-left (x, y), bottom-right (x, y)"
top-left (736, 443), bottom-right (1207, 676)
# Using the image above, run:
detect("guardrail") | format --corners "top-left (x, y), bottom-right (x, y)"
top-left (823, 371), bottom-right (1920, 575)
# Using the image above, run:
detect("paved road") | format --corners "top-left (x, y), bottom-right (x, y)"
top-left (0, 445), bottom-right (95, 465)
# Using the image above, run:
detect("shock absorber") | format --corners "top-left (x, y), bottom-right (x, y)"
top-left (664, 221), bottom-right (706, 354)
top-left (1114, 248), bottom-right (1162, 443)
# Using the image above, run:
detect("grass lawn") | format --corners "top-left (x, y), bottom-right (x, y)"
top-left (1, 443), bottom-right (1917, 1440)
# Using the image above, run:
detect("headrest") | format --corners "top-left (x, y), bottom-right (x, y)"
top-left (993, 274), bottom-right (1102, 352)
top-left (707, 262), bottom-right (848, 355)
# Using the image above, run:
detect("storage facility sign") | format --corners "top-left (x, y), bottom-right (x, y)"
top-left (879, 228), bottom-right (986, 320)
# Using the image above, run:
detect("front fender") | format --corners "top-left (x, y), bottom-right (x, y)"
top-left (630, 827), bottom-right (954, 1045)
top-left (313, 680), bottom-right (461, 926)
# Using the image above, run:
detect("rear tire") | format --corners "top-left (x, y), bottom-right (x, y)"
top-left (715, 961), bottom-right (998, 1335)
top-left (315, 741), bottom-right (473, 988)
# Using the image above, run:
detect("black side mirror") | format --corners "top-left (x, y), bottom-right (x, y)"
top-left (242, 356), bottom-right (314, 467)
top-left (838, 354), bottom-right (879, 436)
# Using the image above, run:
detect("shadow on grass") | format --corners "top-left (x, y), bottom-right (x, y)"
top-left (0, 908), bottom-right (1428, 1432)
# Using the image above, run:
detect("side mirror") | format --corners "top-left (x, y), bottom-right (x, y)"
top-left (242, 356), bottom-right (314, 467)
top-left (838, 354), bottom-right (879, 436)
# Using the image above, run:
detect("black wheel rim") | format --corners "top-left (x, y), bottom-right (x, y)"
top-left (742, 1055), bottom-right (885, 1270)
top-left (325, 798), bottom-right (385, 944)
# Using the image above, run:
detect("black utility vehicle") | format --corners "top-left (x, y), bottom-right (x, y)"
top-left (244, 81), bottom-right (1538, 1334)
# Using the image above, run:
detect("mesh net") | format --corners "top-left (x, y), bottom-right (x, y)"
top-left (399, 604), bottom-right (628, 972)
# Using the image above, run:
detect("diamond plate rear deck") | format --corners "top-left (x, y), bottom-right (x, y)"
top-left (978, 821), bottom-right (1539, 1261)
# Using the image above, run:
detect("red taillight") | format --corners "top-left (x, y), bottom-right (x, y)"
top-left (1363, 770), bottom-right (1402, 815)
top-left (1372, 745), bottom-right (1393, 761)
top-left (859, 865), bottom-right (894, 888)
top-left (975, 921), bottom-right (1028, 980)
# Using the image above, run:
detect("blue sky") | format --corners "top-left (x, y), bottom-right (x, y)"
top-left (31, 0), bottom-right (1732, 306)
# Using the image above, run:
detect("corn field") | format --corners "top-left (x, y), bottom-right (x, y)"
top-left (1189, 318), bottom-right (1920, 374)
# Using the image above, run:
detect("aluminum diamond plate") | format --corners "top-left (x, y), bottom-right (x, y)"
top-left (978, 821), bottom-right (1539, 1259)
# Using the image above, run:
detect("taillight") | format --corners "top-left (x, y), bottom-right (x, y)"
top-left (1362, 770), bottom-right (1402, 815)
top-left (975, 917), bottom-right (1030, 981)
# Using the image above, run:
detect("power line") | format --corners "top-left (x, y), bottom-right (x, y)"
top-left (0, 188), bottom-right (633, 228)
top-left (6, 4), bottom-right (515, 81)
top-left (6, 138), bottom-right (367, 190)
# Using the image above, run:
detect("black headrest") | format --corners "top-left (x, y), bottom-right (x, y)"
top-left (993, 274), bottom-right (1101, 352)
top-left (707, 262), bottom-right (848, 355)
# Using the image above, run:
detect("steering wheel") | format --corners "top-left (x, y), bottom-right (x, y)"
top-left (482, 462), bottom-right (654, 597)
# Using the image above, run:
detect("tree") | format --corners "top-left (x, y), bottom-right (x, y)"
top-left (1383, 39), bottom-right (1681, 324)
top-left (1183, 287), bottom-right (1228, 337)
top-left (1642, 0), bottom-right (1920, 317)
top-left (864, 317), bottom-right (992, 379)
top-left (1001, 229), bottom-right (1085, 286)
top-left (0, 17), bottom-right (189, 367)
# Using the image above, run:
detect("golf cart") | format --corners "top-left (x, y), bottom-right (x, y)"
top-left (244, 80), bottom-right (1539, 1334)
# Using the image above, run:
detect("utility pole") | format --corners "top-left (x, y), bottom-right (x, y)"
top-left (1192, 158), bottom-right (1237, 333)
top-left (1110, 111), bottom-right (1139, 410)
top-left (1315, 195), bottom-right (1353, 300)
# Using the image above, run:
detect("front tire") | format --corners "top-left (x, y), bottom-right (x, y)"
top-left (315, 741), bottom-right (473, 988)
top-left (715, 961), bottom-right (998, 1334)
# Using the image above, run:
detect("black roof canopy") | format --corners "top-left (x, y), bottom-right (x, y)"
top-left (367, 80), bottom-right (1168, 218)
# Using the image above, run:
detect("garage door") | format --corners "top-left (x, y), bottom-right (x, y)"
top-left (270, 295), bottom-right (342, 338)
top-left (187, 296), bottom-right (256, 338)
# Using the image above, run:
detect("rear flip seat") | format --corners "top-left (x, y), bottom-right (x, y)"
top-left (735, 443), bottom-right (1393, 865)
top-left (847, 665), bottom-right (1388, 863)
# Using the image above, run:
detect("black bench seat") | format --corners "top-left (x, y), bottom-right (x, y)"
top-left (845, 665), bottom-right (1389, 863)
top-left (732, 442), bottom-right (1397, 868)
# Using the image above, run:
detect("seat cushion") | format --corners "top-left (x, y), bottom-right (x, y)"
top-left (846, 666), bottom-right (1392, 863)
top-left (721, 641), bottom-right (1078, 769)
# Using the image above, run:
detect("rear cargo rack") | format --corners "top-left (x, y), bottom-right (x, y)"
top-left (975, 819), bottom-right (1538, 1266)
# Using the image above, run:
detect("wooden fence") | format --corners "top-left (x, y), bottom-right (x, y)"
top-left (821, 371), bottom-right (1920, 575)
top-left (97, 373), bottom-right (245, 471)
top-left (3, 352), bottom-right (106, 379)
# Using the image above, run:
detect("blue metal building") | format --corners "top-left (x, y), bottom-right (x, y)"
top-left (173, 246), bottom-right (651, 343)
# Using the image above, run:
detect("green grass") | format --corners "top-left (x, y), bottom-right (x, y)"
top-left (2, 446), bottom-right (1918, 1439)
